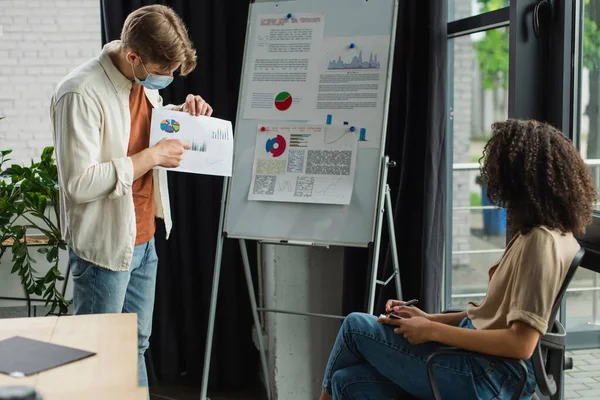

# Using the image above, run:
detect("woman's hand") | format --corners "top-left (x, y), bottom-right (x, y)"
top-left (376, 316), bottom-right (436, 345)
top-left (385, 299), bottom-right (430, 320)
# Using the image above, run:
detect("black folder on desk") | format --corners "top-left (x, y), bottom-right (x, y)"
top-left (0, 336), bottom-right (96, 377)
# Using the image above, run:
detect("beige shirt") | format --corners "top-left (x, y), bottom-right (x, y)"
top-left (467, 226), bottom-right (580, 335)
top-left (50, 41), bottom-right (176, 271)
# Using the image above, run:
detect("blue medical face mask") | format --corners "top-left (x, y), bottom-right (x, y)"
top-left (132, 58), bottom-right (173, 90)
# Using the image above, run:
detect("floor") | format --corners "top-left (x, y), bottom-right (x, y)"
top-left (150, 386), bottom-right (264, 400)
top-left (565, 348), bottom-right (600, 399)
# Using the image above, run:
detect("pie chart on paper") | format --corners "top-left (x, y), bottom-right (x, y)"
top-left (274, 92), bottom-right (293, 111)
top-left (160, 119), bottom-right (180, 133)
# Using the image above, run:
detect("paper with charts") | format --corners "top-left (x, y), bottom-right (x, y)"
top-left (149, 109), bottom-right (234, 177)
top-left (248, 124), bottom-right (358, 205)
top-left (313, 35), bottom-right (391, 149)
top-left (243, 14), bottom-right (325, 121)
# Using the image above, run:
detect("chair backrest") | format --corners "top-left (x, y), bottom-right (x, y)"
top-left (532, 246), bottom-right (585, 397)
top-left (548, 247), bottom-right (585, 325)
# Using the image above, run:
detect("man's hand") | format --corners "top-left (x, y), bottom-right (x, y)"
top-left (376, 316), bottom-right (436, 345)
top-left (150, 138), bottom-right (191, 168)
top-left (179, 94), bottom-right (213, 117)
top-left (385, 299), bottom-right (430, 320)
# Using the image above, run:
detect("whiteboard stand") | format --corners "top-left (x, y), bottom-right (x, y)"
top-left (367, 156), bottom-right (403, 314)
top-left (200, 156), bottom-right (402, 400)
top-left (200, 176), bottom-right (274, 400)
top-left (200, 1), bottom-right (400, 397)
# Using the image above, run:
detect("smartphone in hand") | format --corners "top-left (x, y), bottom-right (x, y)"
top-left (378, 313), bottom-right (404, 321)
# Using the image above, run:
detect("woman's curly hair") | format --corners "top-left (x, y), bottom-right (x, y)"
top-left (480, 119), bottom-right (597, 236)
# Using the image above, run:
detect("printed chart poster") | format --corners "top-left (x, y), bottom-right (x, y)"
top-left (243, 14), bottom-right (325, 121)
top-left (248, 124), bottom-right (358, 205)
top-left (150, 109), bottom-right (234, 177)
top-left (313, 35), bottom-right (391, 149)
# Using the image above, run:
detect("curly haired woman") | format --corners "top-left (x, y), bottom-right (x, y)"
top-left (320, 120), bottom-right (597, 400)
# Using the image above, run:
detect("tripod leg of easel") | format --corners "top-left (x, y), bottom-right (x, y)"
top-left (239, 239), bottom-right (272, 400)
top-left (368, 156), bottom-right (391, 315)
top-left (200, 178), bottom-right (229, 400)
top-left (384, 185), bottom-right (403, 300)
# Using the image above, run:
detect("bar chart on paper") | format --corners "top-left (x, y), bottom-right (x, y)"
top-left (212, 128), bottom-right (230, 140)
top-left (290, 133), bottom-right (310, 148)
top-left (190, 139), bottom-right (207, 152)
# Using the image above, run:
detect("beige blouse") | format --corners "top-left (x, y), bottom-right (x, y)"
top-left (467, 226), bottom-right (580, 335)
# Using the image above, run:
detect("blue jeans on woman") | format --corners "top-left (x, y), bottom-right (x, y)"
top-left (69, 238), bottom-right (159, 388)
top-left (322, 313), bottom-right (536, 399)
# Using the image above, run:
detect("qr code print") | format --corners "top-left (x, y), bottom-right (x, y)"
top-left (306, 151), bottom-right (352, 175)
top-left (257, 159), bottom-right (286, 175)
top-left (294, 177), bottom-right (314, 197)
top-left (253, 175), bottom-right (277, 195)
top-left (287, 150), bottom-right (305, 173)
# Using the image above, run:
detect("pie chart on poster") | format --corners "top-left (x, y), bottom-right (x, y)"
top-left (265, 135), bottom-right (287, 157)
top-left (274, 92), bottom-right (293, 111)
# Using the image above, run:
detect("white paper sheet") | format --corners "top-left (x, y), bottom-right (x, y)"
top-left (242, 14), bottom-right (325, 121)
top-left (248, 124), bottom-right (358, 205)
top-left (149, 109), bottom-right (234, 177)
top-left (313, 35), bottom-right (391, 149)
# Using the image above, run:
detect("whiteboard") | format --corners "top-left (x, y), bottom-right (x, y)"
top-left (223, 0), bottom-right (398, 247)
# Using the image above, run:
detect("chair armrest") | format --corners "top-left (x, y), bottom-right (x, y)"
top-left (531, 320), bottom-right (567, 396)
top-left (426, 348), bottom-right (528, 400)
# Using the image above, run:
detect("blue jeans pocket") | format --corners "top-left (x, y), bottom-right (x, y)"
top-left (485, 364), bottom-right (535, 400)
top-left (493, 375), bottom-right (530, 400)
top-left (69, 252), bottom-right (93, 279)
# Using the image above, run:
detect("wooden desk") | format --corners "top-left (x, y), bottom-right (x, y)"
top-left (0, 313), bottom-right (147, 400)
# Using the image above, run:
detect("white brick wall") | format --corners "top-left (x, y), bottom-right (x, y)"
top-left (0, 0), bottom-right (101, 165)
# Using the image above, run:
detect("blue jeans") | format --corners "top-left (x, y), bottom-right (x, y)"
top-left (323, 313), bottom-right (536, 399)
top-left (69, 239), bottom-right (158, 388)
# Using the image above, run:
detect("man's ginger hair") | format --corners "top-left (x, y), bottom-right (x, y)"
top-left (121, 5), bottom-right (197, 76)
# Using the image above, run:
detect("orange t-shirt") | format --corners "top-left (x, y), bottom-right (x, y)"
top-left (128, 82), bottom-right (156, 245)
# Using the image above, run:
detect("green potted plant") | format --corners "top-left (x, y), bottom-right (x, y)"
top-left (0, 145), bottom-right (70, 315)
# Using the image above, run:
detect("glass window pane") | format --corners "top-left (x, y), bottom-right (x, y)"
top-left (577, 0), bottom-right (600, 211)
top-left (565, 269), bottom-right (600, 332)
top-left (448, 27), bottom-right (509, 309)
top-left (448, 0), bottom-right (509, 23)
top-left (567, 1), bottom-right (600, 397)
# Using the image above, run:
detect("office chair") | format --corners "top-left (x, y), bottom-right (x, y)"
top-left (426, 247), bottom-right (586, 400)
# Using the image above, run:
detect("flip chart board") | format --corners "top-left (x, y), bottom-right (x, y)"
top-left (224, 0), bottom-right (398, 247)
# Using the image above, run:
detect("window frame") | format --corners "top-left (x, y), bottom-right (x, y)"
top-left (444, 6), bottom-right (510, 310)
top-left (448, 8), bottom-right (510, 38)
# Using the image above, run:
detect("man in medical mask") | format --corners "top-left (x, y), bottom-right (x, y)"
top-left (49, 5), bottom-right (209, 388)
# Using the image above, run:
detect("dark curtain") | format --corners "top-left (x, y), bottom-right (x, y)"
top-left (100, 0), bottom-right (259, 393)
top-left (343, 1), bottom-right (447, 315)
